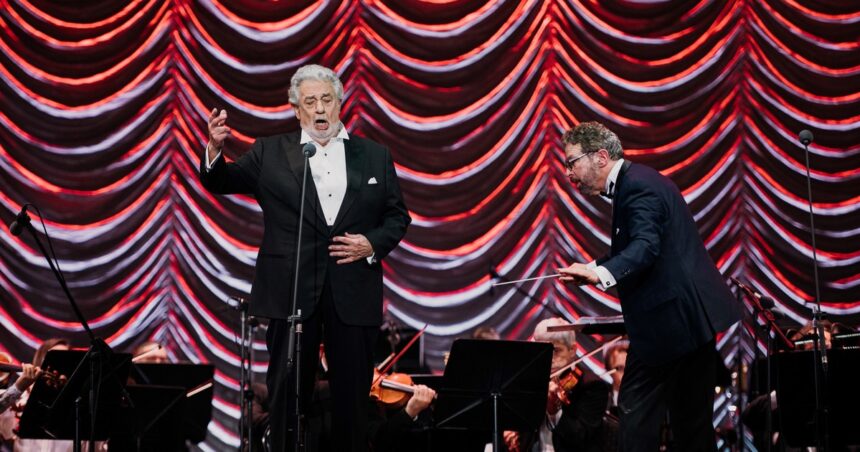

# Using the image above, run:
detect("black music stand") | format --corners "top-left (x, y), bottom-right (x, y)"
top-left (546, 315), bottom-right (626, 335)
top-left (433, 339), bottom-right (553, 452)
top-left (18, 349), bottom-right (132, 442)
top-left (129, 363), bottom-right (215, 443)
top-left (112, 384), bottom-right (187, 451)
top-left (777, 349), bottom-right (860, 448)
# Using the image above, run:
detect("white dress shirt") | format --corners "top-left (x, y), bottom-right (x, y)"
top-left (205, 125), bottom-right (350, 227)
top-left (301, 127), bottom-right (349, 226)
top-left (205, 125), bottom-right (375, 262)
top-left (590, 158), bottom-right (625, 290)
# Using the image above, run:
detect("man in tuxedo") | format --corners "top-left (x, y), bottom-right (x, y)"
top-left (200, 64), bottom-right (411, 451)
top-left (557, 122), bottom-right (740, 451)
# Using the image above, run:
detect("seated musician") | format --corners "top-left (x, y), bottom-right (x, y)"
top-left (367, 381), bottom-right (436, 451)
top-left (602, 339), bottom-right (628, 416)
top-left (131, 341), bottom-right (170, 364)
top-left (1, 365), bottom-right (41, 416)
top-left (504, 318), bottom-right (612, 452)
top-left (472, 326), bottom-right (501, 340)
top-left (1, 338), bottom-right (107, 452)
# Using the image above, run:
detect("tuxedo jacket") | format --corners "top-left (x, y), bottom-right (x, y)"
top-left (598, 161), bottom-right (740, 365)
top-left (199, 132), bottom-right (411, 326)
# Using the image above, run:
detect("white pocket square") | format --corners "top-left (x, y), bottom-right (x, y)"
top-left (368, 177), bottom-right (378, 185)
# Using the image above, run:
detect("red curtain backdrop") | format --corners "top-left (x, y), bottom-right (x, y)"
top-left (1, 0), bottom-right (857, 448)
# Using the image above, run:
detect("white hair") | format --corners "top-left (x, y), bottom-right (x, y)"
top-left (288, 64), bottom-right (344, 105)
top-left (533, 317), bottom-right (576, 347)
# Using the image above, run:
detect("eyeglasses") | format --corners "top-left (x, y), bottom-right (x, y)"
top-left (564, 151), bottom-right (596, 171)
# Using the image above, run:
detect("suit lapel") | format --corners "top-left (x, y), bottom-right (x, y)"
top-left (610, 160), bottom-right (633, 255)
top-left (283, 135), bottom-right (327, 226)
top-left (332, 138), bottom-right (364, 231)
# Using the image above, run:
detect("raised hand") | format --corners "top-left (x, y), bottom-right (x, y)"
top-left (207, 108), bottom-right (230, 161)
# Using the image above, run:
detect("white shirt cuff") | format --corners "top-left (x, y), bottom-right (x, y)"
top-left (4, 384), bottom-right (23, 401)
top-left (366, 252), bottom-right (376, 265)
top-left (587, 261), bottom-right (616, 290)
top-left (204, 144), bottom-right (221, 171)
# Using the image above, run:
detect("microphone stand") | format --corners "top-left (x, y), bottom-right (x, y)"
top-left (489, 268), bottom-right (568, 319)
top-left (734, 287), bottom-right (745, 452)
top-left (234, 297), bottom-right (256, 451)
top-left (799, 130), bottom-right (829, 451)
top-left (730, 278), bottom-right (793, 452)
top-left (11, 205), bottom-right (121, 452)
top-left (286, 143), bottom-right (316, 452)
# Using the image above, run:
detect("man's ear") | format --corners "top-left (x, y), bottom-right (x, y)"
top-left (598, 149), bottom-right (611, 168)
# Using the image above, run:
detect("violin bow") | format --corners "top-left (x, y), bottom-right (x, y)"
top-left (550, 336), bottom-right (623, 379)
top-left (372, 324), bottom-right (427, 387)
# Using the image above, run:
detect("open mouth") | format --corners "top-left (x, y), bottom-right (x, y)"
top-left (314, 119), bottom-right (329, 131)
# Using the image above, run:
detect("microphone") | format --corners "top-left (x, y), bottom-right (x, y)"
top-left (230, 296), bottom-right (248, 311)
top-left (798, 129), bottom-right (814, 146)
top-left (302, 143), bottom-right (316, 158)
top-left (729, 277), bottom-right (775, 309)
top-left (488, 266), bottom-right (500, 295)
top-left (9, 204), bottom-right (31, 236)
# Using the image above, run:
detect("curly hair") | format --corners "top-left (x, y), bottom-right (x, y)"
top-left (288, 64), bottom-right (344, 106)
top-left (562, 121), bottom-right (624, 159)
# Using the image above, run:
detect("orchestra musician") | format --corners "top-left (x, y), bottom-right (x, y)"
top-left (504, 318), bottom-right (612, 452)
top-left (602, 339), bottom-right (628, 416)
top-left (1, 338), bottom-right (107, 452)
top-left (367, 375), bottom-right (436, 452)
top-left (131, 341), bottom-right (169, 364)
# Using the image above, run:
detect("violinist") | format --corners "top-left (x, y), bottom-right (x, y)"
top-left (0, 364), bottom-right (41, 416)
top-left (504, 318), bottom-right (612, 452)
top-left (367, 377), bottom-right (436, 452)
top-left (602, 340), bottom-right (628, 415)
top-left (365, 326), bottom-right (436, 451)
top-left (1, 338), bottom-right (99, 452)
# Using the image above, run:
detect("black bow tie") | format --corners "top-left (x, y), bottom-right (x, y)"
top-left (602, 181), bottom-right (615, 199)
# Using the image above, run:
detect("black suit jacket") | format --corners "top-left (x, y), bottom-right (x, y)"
top-left (598, 161), bottom-right (740, 365)
top-left (199, 132), bottom-right (410, 325)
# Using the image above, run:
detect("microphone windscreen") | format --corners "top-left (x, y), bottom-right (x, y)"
top-left (799, 129), bottom-right (814, 145)
top-left (302, 142), bottom-right (316, 157)
top-left (10, 220), bottom-right (24, 236)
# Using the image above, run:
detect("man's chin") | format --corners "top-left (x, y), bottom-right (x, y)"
top-left (304, 126), bottom-right (338, 143)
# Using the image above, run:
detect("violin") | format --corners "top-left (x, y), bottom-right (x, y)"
top-left (547, 336), bottom-right (622, 407)
top-left (368, 324), bottom-right (427, 408)
top-left (549, 365), bottom-right (583, 407)
top-left (369, 369), bottom-right (416, 408)
top-left (0, 352), bottom-right (67, 389)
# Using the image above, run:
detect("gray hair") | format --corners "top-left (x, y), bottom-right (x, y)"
top-left (562, 121), bottom-right (624, 159)
top-left (288, 64), bottom-right (344, 105)
top-left (533, 317), bottom-right (576, 347)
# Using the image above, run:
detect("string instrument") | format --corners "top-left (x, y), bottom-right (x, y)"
top-left (0, 352), bottom-right (66, 389)
top-left (369, 324), bottom-right (427, 408)
top-left (369, 369), bottom-right (417, 408)
top-left (548, 336), bottom-right (623, 407)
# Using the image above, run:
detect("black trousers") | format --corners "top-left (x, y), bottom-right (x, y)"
top-left (618, 339), bottom-right (717, 452)
top-left (266, 278), bottom-right (379, 452)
